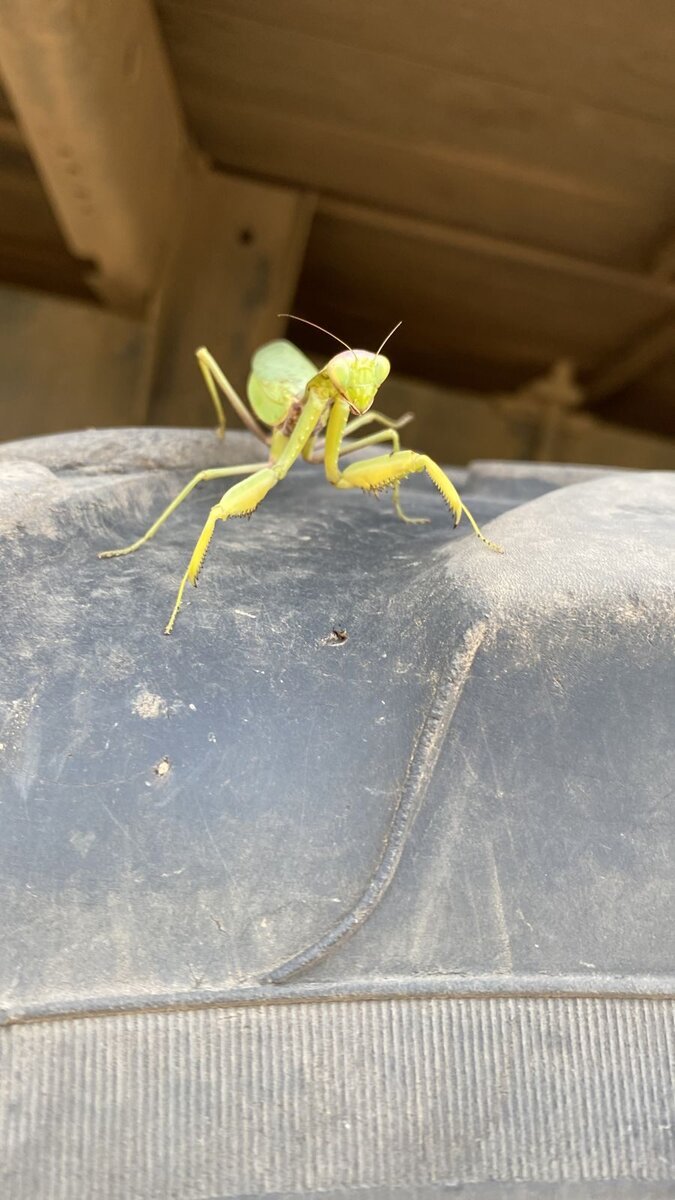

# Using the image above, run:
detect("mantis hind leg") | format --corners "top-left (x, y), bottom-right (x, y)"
top-left (98, 464), bottom-right (264, 560)
top-left (336, 450), bottom-right (503, 552)
top-left (196, 347), bottom-right (269, 444)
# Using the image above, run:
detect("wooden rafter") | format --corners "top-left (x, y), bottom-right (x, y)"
top-left (0, 0), bottom-right (191, 311)
top-left (0, 2), bottom-right (316, 430)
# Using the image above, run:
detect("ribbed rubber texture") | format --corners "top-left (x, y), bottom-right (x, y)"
top-left (2, 994), bottom-right (673, 1198)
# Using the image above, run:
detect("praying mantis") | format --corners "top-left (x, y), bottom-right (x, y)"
top-left (99, 317), bottom-right (503, 633)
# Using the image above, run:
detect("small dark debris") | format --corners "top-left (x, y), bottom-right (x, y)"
top-left (153, 756), bottom-right (171, 778)
top-left (321, 627), bottom-right (348, 646)
top-left (238, 227), bottom-right (255, 245)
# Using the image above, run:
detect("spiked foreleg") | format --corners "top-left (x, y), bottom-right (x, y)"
top-left (309, 408), bottom-right (413, 462)
top-left (331, 429), bottom-right (428, 524)
top-left (334, 450), bottom-right (503, 552)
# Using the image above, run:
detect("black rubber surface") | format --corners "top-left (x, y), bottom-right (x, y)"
top-left (0, 428), bottom-right (673, 1198)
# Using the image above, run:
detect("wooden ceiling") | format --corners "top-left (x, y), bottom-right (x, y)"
top-left (1, 1), bottom-right (675, 437)
top-left (154, 0), bottom-right (675, 430)
top-left (155, 0), bottom-right (675, 273)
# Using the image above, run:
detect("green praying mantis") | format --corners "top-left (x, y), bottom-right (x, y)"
top-left (99, 317), bottom-right (503, 633)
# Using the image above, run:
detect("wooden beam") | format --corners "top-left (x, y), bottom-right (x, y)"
top-left (575, 223), bottom-right (675, 400)
top-left (0, 284), bottom-right (145, 441)
top-left (318, 198), bottom-right (675, 304)
top-left (0, 0), bottom-right (190, 311)
top-left (0, 164), bottom-right (314, 439)
top-left (650, 231), bottom-right (675, 281)
top-left (315, 199), bottom-right (675, 403)
top-left (373, 372), bottom-right (675, 470)
top-left (144, 167), bottom-right (316, 428)
top-left (586, 316), bottom-right (675, 401)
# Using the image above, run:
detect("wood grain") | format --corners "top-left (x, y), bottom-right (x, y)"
top-left (156, 2), bottom-right (675, 270)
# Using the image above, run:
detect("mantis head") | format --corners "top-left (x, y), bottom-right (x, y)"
top-left (326, 349), bottom-right (391, 414)
top-left (279, 314), bottom-right (402, 414)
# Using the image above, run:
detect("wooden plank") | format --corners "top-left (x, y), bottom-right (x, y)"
top-left (0, 285), bottom-right (145, 442)
top-left (145, 167), bottom-right (315, 428)
top-left (0, 0), bottom-right (190, 310)
top-left (288, 203), bottom-right (675, 396)
top-left (651, 233), bottom-right (675, 279)
top-left (589, 357), bottom-right (675, 436)
top-left (158, 0), bottom-right (675, 127)
top-left (318, 200), bottom-right (675, 303)
top-left (155, 4), bottom-right (675, 270)
top-left (160, 7), bottom-right (675, 163)
top-left (586, 318), bottom-right (675, 401)
top-left (383, 374), bottom-right (675, 469)
top-left (0, 112), bottom-right (91, 300)
top-left (192, 103), bottom-right (657, 272)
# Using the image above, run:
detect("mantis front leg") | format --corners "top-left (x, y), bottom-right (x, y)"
top-left (333, 428), bottom-right (428, 525)
top-left (308, 408), bottom-right (413, 461)
top-left (323, 399), bottom-right (503, 552)
top-left (310, 408), bottom-right (422, 522)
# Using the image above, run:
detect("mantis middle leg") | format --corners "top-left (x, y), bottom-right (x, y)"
top-left (98, 464), bottom-right (265, 559)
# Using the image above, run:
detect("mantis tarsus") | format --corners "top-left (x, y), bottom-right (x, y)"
top-left (99, 316), bottom-right (503, 633)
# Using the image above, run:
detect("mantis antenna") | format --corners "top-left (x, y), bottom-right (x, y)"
top-left (376, 320), bottom-right (403, 356)
top-left (277, 313), bottom-right (356, 358)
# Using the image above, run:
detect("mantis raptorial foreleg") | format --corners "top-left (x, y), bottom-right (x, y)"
top-left (342, 409), bottom-right (414, 439)
top-left (98, 464), bottom-right (264, 560)
top-left (196, 347), bottom-right (270, 443)
top-left (333, 428), bottom-right (428, 525)
top-left (323, 399), bottom-right (502, 552)
top-left (310, 409), bottom-right (420, 521)
top-left (337, 450), bottom-right (502, 551)
top-left (310, 408), bottom-right (413, 461)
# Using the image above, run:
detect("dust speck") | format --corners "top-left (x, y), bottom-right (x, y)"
top-left (153, 756), bottom-right (171, 778)
top-left (0, 692), bottom-right (38, 758)
top-left (133, 689), bottom-right (168, 719)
